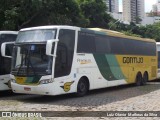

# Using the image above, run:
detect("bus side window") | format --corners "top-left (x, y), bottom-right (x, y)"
top-left (1, 44), bottom-right (14, 75)
top-left (0, 34), bottom-right (17, 75)
top-left (95, 35), bottom-right (111, 54)
top-left (5, 44), bottom-right (14, 56)
top-left (1, 34), bottom-right (17, 42)
top-left (77, 32), bottom-right (96, 53)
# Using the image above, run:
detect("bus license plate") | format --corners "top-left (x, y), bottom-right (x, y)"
top-left (24, 87), bottom-right (31, 91)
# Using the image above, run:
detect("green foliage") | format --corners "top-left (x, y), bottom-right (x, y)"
top-left (122, 30), bottom-right (142, 38)
top-left (3, 0), bottom-right (160, 42)
top-left (110, 20), bottom-right (160, 41)
top-left (126, 22), bottom-right (160, 41)
top-left (0, 0), bottom-right (112, 30)
top-left (135, 16), bottom-right (142, 24)
top-left (79, 0), bottom-right (112, 28)
top-left (0, 0), bottom-right (91, 30)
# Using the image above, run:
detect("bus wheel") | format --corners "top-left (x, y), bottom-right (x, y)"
top-left (142, 72), bottom-right (148, 85)
top-left (136, 72), bottom-right (142, 86)
top-left (77, 77), bottom-right (89, 97)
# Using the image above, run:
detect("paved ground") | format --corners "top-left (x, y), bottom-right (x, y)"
top-left (1, 81), bottom-right (160, 120)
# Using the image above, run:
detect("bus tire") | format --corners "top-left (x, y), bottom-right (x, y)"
top-left (136, 72), bottom-right (142, 86)
top-left (142, 72), bottom-right (148, 85)
top-left (76, 77), bottom-right (89, 97)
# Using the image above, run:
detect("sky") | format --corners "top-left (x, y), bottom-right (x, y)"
top-left (119, 0), bottom-right (157, 12)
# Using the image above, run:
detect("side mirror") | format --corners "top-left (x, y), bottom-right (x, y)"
top-left (46, 39), bottom-right (58, 56)
top-left (1, 42), bottom-right (15, 58)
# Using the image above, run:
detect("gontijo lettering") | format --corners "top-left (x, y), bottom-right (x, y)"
top-left (123, 57), bottom-right (143, 64)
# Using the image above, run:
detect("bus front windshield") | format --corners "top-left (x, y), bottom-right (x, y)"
top-left (11, 29), bottom-right (57, 76)
top-left (11, 44), bottom-right (53, 76)
top-left (16, 29), bottom-right (56, 43)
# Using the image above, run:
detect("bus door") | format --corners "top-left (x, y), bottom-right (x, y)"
top-left (54, 29), bottom-right (75, 80)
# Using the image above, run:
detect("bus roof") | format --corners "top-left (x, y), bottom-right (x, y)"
top-left (89, 28), bottom-right (155, 43)
top-left (156, 42), bottom-right (160, 45)
top-left (20, 25), bottom-right (80, 31)
top-left (0, 31), bottom-right (18, 34)
top-left (19, 25), bottom-right (155, 43)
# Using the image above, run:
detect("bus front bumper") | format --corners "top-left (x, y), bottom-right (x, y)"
top-left (0, 75), bottom-right (11, 91)
top-left (11, 82), bottom-right (60, 96)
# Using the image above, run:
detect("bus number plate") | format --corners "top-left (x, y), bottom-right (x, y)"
top-left (24, 87), bottom-right (31, 91)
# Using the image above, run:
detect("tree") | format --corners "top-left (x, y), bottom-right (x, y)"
top-left (79, 0), bottom-right (113, 28)
top-left (0, 0), bottom-right (20, 30)
top-left (135, 16), bottom-right (142, 24)
top-left (0, 0), bottom-right (89, 30)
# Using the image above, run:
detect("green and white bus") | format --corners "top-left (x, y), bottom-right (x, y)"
top-left (2, 26), bottom-right (157, 96)
top-left (0, 31), bottom-right (18, 90)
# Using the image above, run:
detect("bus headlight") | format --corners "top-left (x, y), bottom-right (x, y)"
top-left (39, 79), bottom-right (53, 84)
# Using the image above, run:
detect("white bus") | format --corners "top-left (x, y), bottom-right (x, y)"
top-left (0, 31), bottom-right (18, 90)
top-left (2, 26), bottom-right (157, 96)
top-left (156, 42), bottom-right (160, 78)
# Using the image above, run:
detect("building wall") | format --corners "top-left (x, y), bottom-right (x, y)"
top-left (157, 0), bottom-right (160, 15)
top-left (152, 4), bottom-right (157, 13)
top-left (152, 1), bottom-right (160, 16)
top-left (110, 12), bottom-right (123, 21)
top-left (114, 0), bottom-right (119, 13)
top-left (123, 0), bottom-right (131, 22)
top-left (138, 0), bottom-right (145, 18)
top-left (104, 0), bottom-right (119, 13)
top-left (123, 0), bottom-right (144, 23)
top-left (141, 16), bottom-right (160, 25)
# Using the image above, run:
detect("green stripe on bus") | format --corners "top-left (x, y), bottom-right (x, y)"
top-left (93, 54), bottom-right (125, 81)
top-left (25, 76), bottom-right (41, 84)
top-left (93, 54), bottom-right (117, 80)
top-left (105, 55), bottom-right (126, 79)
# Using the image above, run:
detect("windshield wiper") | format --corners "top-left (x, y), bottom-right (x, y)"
top-left (16, 50), bottom-right (25, 76)
top-left (16, 46), bottom-right (37, 76)
top-left (26, 47), bottom-right (37, 76)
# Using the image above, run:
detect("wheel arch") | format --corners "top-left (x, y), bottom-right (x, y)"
top-left (143, 71), bottom-right (149, 79)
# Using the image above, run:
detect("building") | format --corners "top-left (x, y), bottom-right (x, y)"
top-left (104, 0), bottom-right (119, 13)
top-left (103, 0), bottom-right (121, 21)
top-left (152, 0), bottom-right (160, 16)
top-left (152, 4), bottom-right (157, 14)
top-left (110, 12), bottom-right (123, 21)
top-left (141, 16), bottom-right (160, 25)
top-left (123, 0), bottom-right (145, 23)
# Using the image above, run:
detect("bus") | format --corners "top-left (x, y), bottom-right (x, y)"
top-left (0, 31), bottom-right (18, 90)
top-left (156, 42), bottom-right (160, 78)
top-left (2, 26), bottom-right (157, 96)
